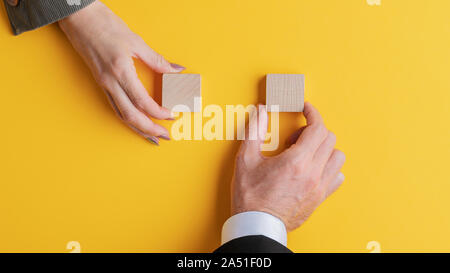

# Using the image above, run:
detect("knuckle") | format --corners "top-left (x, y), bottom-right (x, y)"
top-left (337, 173), bottom-right (345, 184)
top-left (111, 67), bottom-right (126, 79)
top-left (96, 73), bottom-right (111, 87)
top-left (238, 149), bottom-right (256, 167)
top-left (328, 131), bottom-right (337, 144)
top-left (335, 149), bottom-right (346, 163)
top-left (308, 171), bottom-right (321, 185)
top-left (319, 124), bottom-right (328, 138)
top-left (110, 57), bottom-right (129, 78)
top-left (130, 34), bottom-right (146, 49)
top-left (141, 122), bottom-right (157, 136)
top-left (293, 158), bottom-right (307, 174)
top-left (133, 96), bottom-right (148, 110)
top-left (122, 110), bottom-right (138, 124)
top-left (241, 150), bottom-right (252, 162)
top-left (155, 54), bottom-right (167, 68)
top-left (311, 123), bottom-right (327, 137)
top-left (309, 124), bottom-right (320, 131)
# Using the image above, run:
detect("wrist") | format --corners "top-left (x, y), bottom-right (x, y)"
top-left (232, 206), bottom-right (287, 230)
top-left (58, 0), bottom-right (100, 30)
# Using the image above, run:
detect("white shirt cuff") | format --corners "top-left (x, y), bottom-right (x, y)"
top-left (221, 211), bottom-right (287, 246)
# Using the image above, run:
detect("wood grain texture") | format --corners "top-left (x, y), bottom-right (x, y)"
top-left (162, 74), bottom-right (201, 112)
top-left (266, 74), bottom-right (304, 112)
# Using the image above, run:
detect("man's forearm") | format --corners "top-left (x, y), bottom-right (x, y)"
top-left (3, 0), bottom-right (96, 35)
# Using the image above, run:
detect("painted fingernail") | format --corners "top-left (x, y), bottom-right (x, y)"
top-left (170, 63), bottom-right (186, 71)
top-left (146, 136), bottom-right (160, 146)
top-left (159, 134), bottom-right (171, 141)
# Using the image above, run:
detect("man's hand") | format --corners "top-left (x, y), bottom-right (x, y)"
top-left (58, 1), bottom-right (184, 144)
top-left (232, 103), bottom-right (346, 231)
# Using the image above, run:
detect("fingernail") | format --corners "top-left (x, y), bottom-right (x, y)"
top-left (170, 63), bottom-right (186, 71)
top-left (159, 134), bottom-right (171, 141)
top-left (167, 110), bottom-right (177, 120)
top-left (146, 136), bottom-right (160, 146)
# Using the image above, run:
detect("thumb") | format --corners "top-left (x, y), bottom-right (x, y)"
top-left (135, 41), bottom-right (185, 73)
top-left (241, 105), bottom-right (268, 158)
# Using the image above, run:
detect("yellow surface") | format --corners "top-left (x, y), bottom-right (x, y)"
top-left (0, 0), bottom-right (449, 253)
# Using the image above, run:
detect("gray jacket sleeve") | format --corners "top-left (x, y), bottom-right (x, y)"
top-left (4, 0), bottom-right (96, 35)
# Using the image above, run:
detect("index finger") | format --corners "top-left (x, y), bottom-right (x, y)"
top-left (284, 102), bottom-right (328, 159)
top-left (303, 101), bottom-right (324, 125)
top-left (119, 69), bottom-right (173, 120)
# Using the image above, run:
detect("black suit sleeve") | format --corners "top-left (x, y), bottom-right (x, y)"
top-left (214, 235), bottom-right (292, 253)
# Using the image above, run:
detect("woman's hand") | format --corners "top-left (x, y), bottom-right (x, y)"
top-left (58, 1), bottom-right (184, 144)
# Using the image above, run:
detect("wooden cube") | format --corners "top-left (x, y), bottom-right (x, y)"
top-left (162, 74), bottom-right (201, 112)
top-left (266, 74), bottom-right (304, 112)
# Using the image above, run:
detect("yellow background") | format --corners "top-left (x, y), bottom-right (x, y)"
top-left (0, 0), bottom-right (449, 253)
